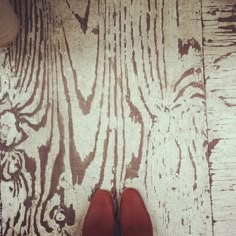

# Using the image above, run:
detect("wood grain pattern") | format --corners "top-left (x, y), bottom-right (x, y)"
top-left (0, 0), bottom-right (216, 235)
top-left (202, 0), bottom-right (236, 235)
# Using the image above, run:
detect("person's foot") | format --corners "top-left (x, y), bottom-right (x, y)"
top-left (82, 190), bottom-right (115, 236)
top-left (0, 0), bottom-right (19, 47)
top-left (120, 188), bottom-right (153, 236)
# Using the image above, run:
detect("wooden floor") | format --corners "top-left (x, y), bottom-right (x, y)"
top-left (0, 0), bottom-right (236, 235)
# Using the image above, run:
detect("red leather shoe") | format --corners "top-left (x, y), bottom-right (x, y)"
top-left (82, 190), bottom-right (115, 236)
top-left (120, 188), bottom-right (153, 236)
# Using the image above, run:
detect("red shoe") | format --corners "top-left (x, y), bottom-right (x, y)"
top-left (0, 0), bottom-right (19, 46)
top-left (82, 190), bottom-right (115, 236)
top-left (120, 188), bottom-right (153, 236)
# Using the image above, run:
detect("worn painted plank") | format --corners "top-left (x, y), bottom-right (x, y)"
top-left (0, 0), bottom-right (212, 235)
top-left (202, 0), bottom-right (236, 235)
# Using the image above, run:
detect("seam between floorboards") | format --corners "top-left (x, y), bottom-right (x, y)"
top-left (200, 0), bottom-right (215, 235)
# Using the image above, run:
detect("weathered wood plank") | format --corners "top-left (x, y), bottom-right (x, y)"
top-left (203, 0), bottom-right (236, 235)
top-left (0, 0), bottom-right (212, 235)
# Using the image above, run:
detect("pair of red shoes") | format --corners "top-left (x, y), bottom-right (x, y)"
top-left (82, 188), bottom-right (153, 236)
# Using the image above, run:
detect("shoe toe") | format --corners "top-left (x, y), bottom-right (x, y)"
top-left (82, 190), bottom-right (115, 236)
top-left (120, 188), bottom-right (153, 236)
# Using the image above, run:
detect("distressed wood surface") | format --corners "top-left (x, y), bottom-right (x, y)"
top-left (203, 0), bottom-right (236, 235)
top-left (0, 0), bottom-right (215, 235)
